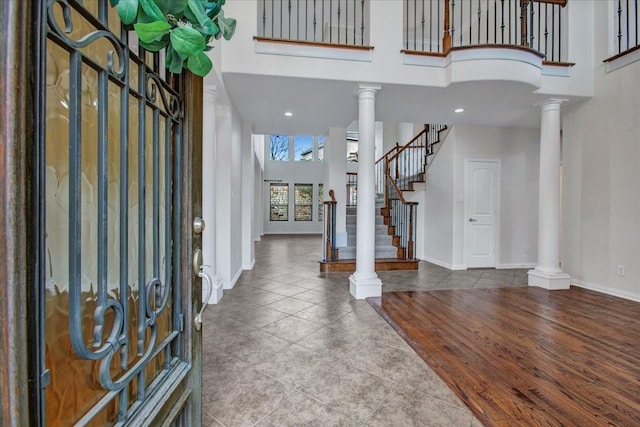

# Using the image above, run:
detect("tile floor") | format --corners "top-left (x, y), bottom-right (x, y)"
top-left (202, 235), bottom-right (529, 426)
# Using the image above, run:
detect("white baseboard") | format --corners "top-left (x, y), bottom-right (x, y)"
top-left (422, 256), bottom-right (466, 271)
top-left (421, 256), bottom-right (452, 269)
top-left (571, 279), bottom-right (640, 303)
top-left (243, 258), bottom-right (255, 270)
top-left (223, 268), bottom-right (243, 290)
top-left (497, 263), bottom-right (537, 269)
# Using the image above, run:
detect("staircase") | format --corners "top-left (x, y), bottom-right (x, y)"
top-left (340, 198), bottom-right (398, 260)
top-left (319, 124), bottom-right (448, 272)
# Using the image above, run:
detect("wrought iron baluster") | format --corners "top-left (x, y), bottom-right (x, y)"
top-left (322, 0), bottom-right (325, 42)
top-left (345, 0), bottom-right (349, 44)
top-left (344, 0), bottom-right (349, 44)
top-left (477, 0), bottom-right (481, 44)
top-left (501, 0), bottom-right (505, 43)
top-left (430, 0), bottom-right (434, 51)
top-left (558, 4), bottom-right (562, 61)
top-left (263, 0), bottom-right (266, 36)
top-left (288, 0), bottom-right (292, 39)
top-left (530, 0), bottom-right (535, 50)
top-left (412, 0), bottom-right (419, 51)
top-left (451, 0), bottom-right (456, 47)
top-left (544, 3), bottom-right (549, 56)
top-left (537, 2), bottom-right (541, 53)
top-left (353, 0), bottom-right (356, 45)
top-left (330, 0), bottom-right (333, 42)
top-left (469, 0), bottom-right (473, 45)
top-left (296, 0), bottom-right (300, 40)
top-left (551, 2), bottom-right (555, 58)
top-left (486, 0), bottom-right (489, 43)
top-left (361, 0), bottom-right (365, 45)
top-left (406, 0), bottom-right (409, 49)
top-left (280, 0), bottom-right (283, 37)
top-left (633, 0), bottom-right (640, 46)
top-left (314, 0), bottom-right (317, 41)
top-left (627, 0), bottom-right (630, 50)
top-left (337, 0), bottom-right (341, 43)
top-left (617, 0), bottom-right (623, 53)
top-left (508, 0), bottom-right (511, 44)
top-left (421, 0), bottom-right (425, 52)
top-left (493, 0), bottom-right (496, 43)
top-left (437, 0), bottom-right (440, 51)
top-left (272, 0), bottom-right (275, 37)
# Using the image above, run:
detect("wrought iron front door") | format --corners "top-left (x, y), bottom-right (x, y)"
top-left (35, 0), bottom-right (203, 425)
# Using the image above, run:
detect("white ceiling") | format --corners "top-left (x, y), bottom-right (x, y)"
top-left (222, 72), bottom-right (588, 135)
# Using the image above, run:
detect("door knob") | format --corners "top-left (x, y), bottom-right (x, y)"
top-left (468, 218), bottom-right (478, 222)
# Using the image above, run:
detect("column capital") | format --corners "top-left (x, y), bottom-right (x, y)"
top-left (535, 98), bottom-right (568, 111)
top-left (356, 84), bottom-right (382, 99)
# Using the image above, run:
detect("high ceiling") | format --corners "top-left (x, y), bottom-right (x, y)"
top-left (221, 72), bottom-right (588, 136)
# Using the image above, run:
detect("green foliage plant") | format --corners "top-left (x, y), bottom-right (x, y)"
top-left (110, 0), bottom-right (236, 76)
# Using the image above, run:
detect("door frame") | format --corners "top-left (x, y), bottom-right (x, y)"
top-left (0, 2), bottom-right (35, 425)
top-left (0, 1), bottom-right (204, 424)
top-left (463, 158), bottom-right (501, 269)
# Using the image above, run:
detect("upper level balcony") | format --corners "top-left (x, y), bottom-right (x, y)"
top-left (217, 1), bottom-right (633, 133)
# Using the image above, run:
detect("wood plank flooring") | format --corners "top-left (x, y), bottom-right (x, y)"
top-left (369, 287), bottom-right (640, 426)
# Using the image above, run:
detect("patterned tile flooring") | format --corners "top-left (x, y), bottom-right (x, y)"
top-left (202, 235), bottom-right (529, 426)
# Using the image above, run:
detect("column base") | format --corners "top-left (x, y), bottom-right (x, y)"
top-left (349, 274), bottom-right (382, 299)
top-left (205, 275), bottom-right (224, 305)
top-left (528, 269), bottom-right (571, 290)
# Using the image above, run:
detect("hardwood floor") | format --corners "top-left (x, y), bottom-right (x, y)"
top-left (369, 287), bottom-right (640, 426)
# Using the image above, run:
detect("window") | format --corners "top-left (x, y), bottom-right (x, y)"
top-left (269, 135), bottom-right (289, 161)
top-left (294, 135), bottom-right (314, 161)
top-left (294, 184), bottom-right (313, 221)
top-left (317, 136), bottom-right (324, 161)
top-left (318, 184), bottom-right (324, 221)
top-left (270, 183), bottom-right (289, 220)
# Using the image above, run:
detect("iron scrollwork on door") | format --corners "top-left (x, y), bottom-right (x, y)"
top-left (43, 0), bottom-right (185, 424)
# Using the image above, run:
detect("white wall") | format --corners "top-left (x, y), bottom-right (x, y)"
top-left (423, 125), bottom-right (540, 269)
top-left (215, 103), bottom-right (245, 288)
top-left (452, 126), bottom-right (540, 269)
top-left (242, 124), bottom-right (256, 269)
top-left (423, 129), bottom-right (455, 268)
top-left (561, 0), bottom-right (640, 301)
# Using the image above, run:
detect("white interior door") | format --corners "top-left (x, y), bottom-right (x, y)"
top-left (465, 160), bottom-right (500, 268)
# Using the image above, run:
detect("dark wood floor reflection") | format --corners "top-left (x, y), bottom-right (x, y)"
top-left (369, 287), bottom-right (640, 426)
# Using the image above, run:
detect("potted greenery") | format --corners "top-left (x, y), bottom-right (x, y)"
top-left (110, 0), bottom-right (236, 76)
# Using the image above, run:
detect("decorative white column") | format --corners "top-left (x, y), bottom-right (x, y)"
top-left (528, 99), bottom-right (570, 290)
top-left (202, 86), bottom-right (224, 303)
top-left (350, 84), bottom-right (383, 299)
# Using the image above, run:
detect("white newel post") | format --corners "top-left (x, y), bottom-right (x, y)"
top-left (528, 99), bottom-right (571, 290)
top-left (350, 84), bottom-right (383, 299)
top-left (202, 86), bottom-right (224, 303)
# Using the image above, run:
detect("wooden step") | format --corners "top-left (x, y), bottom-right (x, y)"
top-left (318, 258), bottom-right (419, 272)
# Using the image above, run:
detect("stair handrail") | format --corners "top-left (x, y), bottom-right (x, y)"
top-left (322, 189), bottom-right (338, 262)
top-left (379, 123), bottom-right (447, 261)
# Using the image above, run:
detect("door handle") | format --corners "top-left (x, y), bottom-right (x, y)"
top-left (194, 267), bottom-right (214, 331)
top-left (468, 218), bottom-right (478, 222)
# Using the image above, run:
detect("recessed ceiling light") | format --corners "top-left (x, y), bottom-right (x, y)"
top-left (454, 108), bottom-right (465, 113)
top-left (284, 111), bottom-right (293, 117)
